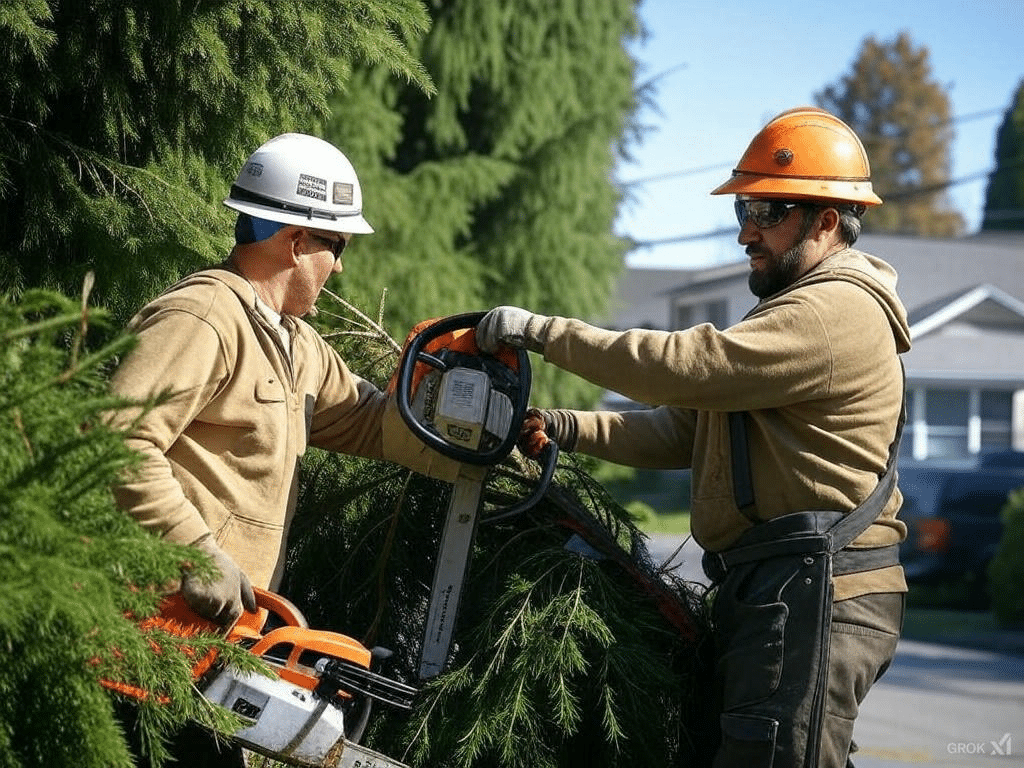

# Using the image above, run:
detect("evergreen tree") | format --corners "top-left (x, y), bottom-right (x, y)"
top-left (0, 3), bottom-right (704, 766)
top-left (816, 32), bottom-right (965, 237)
top-left (0, 0), bottom-right (434, 325)
top-left (282, 304), bottom-right (714, 768)
top-left (982, 79), bottom-right (1024, 231)
top-left (316, 0), bottom-right (646, 407)
top-left (0, 283), bottom-right (263, 767)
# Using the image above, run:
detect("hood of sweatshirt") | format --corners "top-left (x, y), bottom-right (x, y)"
top-left (757, 247), bottom-right (912, 354)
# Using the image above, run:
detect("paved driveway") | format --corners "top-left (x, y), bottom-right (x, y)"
top-left (854, 640), bottom-right (1024, 766)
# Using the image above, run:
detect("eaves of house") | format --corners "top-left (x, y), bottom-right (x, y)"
top-left (610, 230), bottom-right (1024, 454)
top-left (615, 231), bottom-right (1024, 348)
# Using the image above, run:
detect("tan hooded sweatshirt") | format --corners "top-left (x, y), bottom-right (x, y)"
top-left (532, 249), bottom-right (912, 600)
top-left (110, 265), bottom-right (458, 589)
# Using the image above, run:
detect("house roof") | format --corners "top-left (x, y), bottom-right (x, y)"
top-left (619, 231), bottom-right (1024, 322)
top-left (861, 232), bottom-right (1024, 312)
top-left (903, 328), bottom-right (1024, 386)
top-left (908, 283), bottom-right (1024, 338)
top-left (616, 231), bottom-right (1024, 383)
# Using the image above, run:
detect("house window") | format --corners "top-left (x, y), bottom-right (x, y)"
top-left (707, 300), bottom-right (728, 329)
top-left (673, 304), bottom-right (693, 330)
top-left (925, 388), bottom-right (969, 459)
top-left (980, 390), bottom-right (1013, 452)
top-left (907, 386), bottom-right (1015, 460)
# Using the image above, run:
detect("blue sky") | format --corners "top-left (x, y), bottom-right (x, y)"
top-left (618, 0), bottom-right (1024, 268)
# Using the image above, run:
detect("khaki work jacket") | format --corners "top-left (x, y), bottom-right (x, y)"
top-left (110, 265), bottom-right (455, 589)
top-left (534, 249), bottom-right (912, 600)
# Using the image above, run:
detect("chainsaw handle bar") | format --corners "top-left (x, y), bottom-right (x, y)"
top-left (395, 311), bottom-right (530, 466)
top-left (482, 440), bottom-right (559, 524)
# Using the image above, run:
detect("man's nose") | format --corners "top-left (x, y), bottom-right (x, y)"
top-left (737, 219), bottom-right (759, 245)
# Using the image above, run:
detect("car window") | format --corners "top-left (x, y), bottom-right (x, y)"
top-left (898, 468), bottom-right (948, 515)
top-left (941, 473), bottom-right (1024, 517)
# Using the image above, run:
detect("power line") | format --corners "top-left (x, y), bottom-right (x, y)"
top-left (628, 226), bottom-right (736, 249)
top-left (619, 106), bottom-right (1008, 189)
top-left (621, 161), bottom-right (733, 188)
top-left (627, 158), bottom-right (1024, 249)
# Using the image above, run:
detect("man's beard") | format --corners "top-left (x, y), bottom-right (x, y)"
top-left (747, 239), bottom-right (808, 299)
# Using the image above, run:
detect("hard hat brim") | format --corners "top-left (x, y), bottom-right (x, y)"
top-left (223, 197), bottom-right (374, 235)
top-left (710, 173), bottom-right (883, 207)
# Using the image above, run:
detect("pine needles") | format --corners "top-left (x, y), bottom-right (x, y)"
top-left (283, 294), bottom-right (716, 767)
top-left (0, 283), bottom-right (254, 768)
top-left (285, 451), bottom-right (715, 767)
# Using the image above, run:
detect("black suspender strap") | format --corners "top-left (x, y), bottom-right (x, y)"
top-left (829, 372), bottom-right (907, 551)
top-left (727, 363), bottom-right (907, 550)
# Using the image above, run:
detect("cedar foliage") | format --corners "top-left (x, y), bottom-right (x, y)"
top-left (982, 80), bottom-right (1024, 231)
top-left (288, 459), bottom-right (715, 768)
top-left (816, 32), bottom-right (965, 237)
top-left (0, 2), bottom-right (706, 765)
top-left (283, 304), bottom-right (716, 768)
top-left (0, 0), bottom-right (434, 325)
top-left (316, 0), bottom-right (646, 408)
top-left (0, 283), bottom-right (261, 768)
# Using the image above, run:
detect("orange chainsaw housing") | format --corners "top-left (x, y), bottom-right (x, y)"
top-left (387, 317), bottom-right (518, 397)
top-left (101, 588), bottom-right (371, 703)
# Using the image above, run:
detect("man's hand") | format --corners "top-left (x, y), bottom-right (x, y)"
top-left (476, 306), bottom-right (549, 354)
top-left (519, 408), bottom-right (579, 454)
top-left (181, 535), bottom-right (257, 626)
top-left (518, 408), bottom-right (552, 459)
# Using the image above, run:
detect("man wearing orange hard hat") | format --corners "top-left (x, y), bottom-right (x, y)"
top-left (476, 107), bottom-right (910, 767)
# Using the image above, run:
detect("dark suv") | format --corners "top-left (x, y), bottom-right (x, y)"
top-left (897, 451), bottom-right (1024, 607)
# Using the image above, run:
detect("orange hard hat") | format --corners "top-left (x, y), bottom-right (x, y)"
top-left (710, 106), bottom-right (883, 206)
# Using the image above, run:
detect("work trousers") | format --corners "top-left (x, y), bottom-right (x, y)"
top-left (710, 585), bottom-right (903, 768)
top-left (821, 592), bottom-right (904, 767)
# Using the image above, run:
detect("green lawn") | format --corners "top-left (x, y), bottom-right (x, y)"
top-left (635, 509), bottom-right (691, 536)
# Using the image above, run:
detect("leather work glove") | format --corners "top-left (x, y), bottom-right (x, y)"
top-left (518, 408), bottom-right (552, 459)
top-left (181, 534), bottom-right (258, 626)
top-left (476, 306), bottom-right (550, 354)
top-left (519, 407), bottom-right (579, 456)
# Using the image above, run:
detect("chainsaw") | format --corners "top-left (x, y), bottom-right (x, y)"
top-left (392, 312), bottom-right (558, 681)
top-left (103, 587), bottom-right (416, 768)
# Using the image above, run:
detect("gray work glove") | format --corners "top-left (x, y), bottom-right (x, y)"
top-left (181, 534), bottom-right (257, 626)
top-left (476, 306), bottom-right (550, 354)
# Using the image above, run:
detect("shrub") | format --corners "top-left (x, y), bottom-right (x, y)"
top-left (0, 285), bottom-right (245, 767)
top-left (988, 488), bottom-right (1024, 627)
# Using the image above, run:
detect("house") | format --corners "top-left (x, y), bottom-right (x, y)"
top-left (605, 231), bottom-right (1024, 465)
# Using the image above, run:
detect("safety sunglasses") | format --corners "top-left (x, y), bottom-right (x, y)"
top-left (734, 199), bottom-right (807, 230)
top-left (308, 231), bottom-right (348, 259)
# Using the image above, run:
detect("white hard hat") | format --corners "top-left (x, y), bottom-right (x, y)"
top-left (223, 133), bottom-right (373, 234)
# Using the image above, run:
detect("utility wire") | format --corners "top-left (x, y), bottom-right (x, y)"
top-left (628, 227), bottom-right (736, 249)
top-left (627, 157), bottom-right (1024, 249)
top-left (619, 106), bottom-right (1008, 189)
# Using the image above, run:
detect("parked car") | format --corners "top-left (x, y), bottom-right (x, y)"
top-left (897, 452), bottom-right (1024, 607)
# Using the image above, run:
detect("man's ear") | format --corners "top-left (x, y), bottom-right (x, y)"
top-left (285, 227), bottom-right (304, 266)
top-left (815, 207), bottom-right (842, 244)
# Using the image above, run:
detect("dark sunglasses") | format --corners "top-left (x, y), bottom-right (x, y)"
top-left (308, 231), bottom-right (348, 259)
top-left (734, 199), bottom-right (807, 230)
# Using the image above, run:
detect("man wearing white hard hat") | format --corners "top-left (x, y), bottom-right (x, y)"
top-left (111, 134), bottom-right (455, 634)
